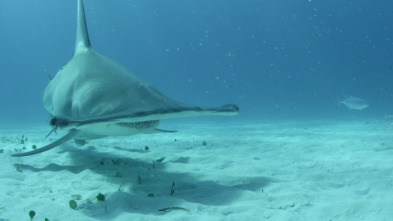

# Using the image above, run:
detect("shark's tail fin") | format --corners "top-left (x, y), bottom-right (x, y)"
top-left (74, 0), bottom-right (91, 55)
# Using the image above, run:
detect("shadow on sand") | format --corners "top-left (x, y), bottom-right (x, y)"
top-left (15, 143), bottom-right (272, 219)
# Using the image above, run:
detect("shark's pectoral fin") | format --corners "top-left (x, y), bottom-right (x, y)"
top-left (11, 129), bottom-right (81, 157)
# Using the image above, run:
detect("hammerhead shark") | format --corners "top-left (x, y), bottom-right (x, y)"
top-left (12, 0), bottom-right (238, 157)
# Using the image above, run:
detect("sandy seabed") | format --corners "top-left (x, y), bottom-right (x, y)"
top-left (0, 119), bottom-right (392, 221)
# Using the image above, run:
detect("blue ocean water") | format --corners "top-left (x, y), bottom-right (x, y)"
top-left (1, 0), bottom-right (392, 125)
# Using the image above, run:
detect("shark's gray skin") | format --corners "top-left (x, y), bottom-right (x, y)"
top-left (12, 0), bottom-right (238, 157)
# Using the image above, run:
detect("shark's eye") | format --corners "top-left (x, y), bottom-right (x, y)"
top-left (49, 117), bottom-right (57, 127)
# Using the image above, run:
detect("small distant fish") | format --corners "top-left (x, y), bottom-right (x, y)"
top-left (158, 207), bottom-right (190, 214)
top-left (340, 96), bottom-right (369, 110)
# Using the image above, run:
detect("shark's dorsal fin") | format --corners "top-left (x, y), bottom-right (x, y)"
top-left (74, 0), bottom-right (91, 55)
